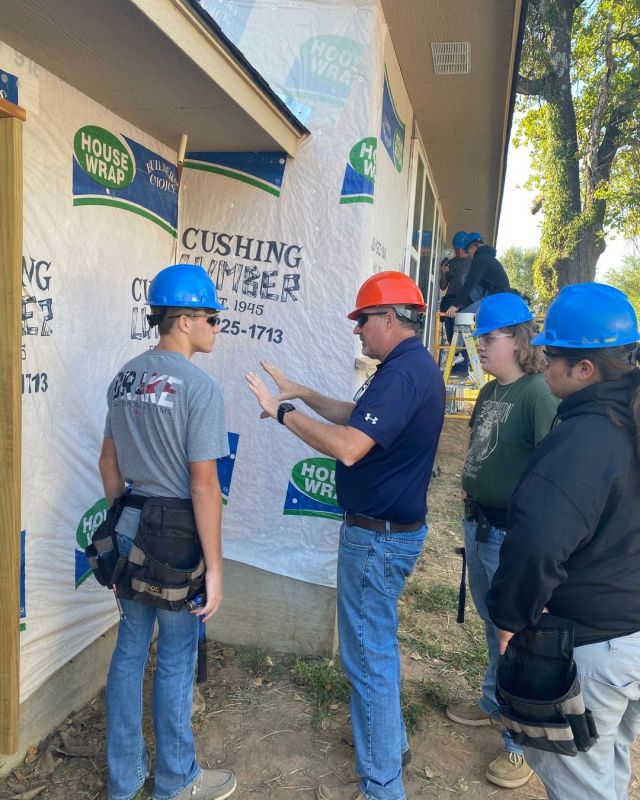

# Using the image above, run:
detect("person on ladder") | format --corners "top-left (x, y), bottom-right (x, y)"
top-left (445, 292), bottom-right (558, 789)
top-left (439, 231), bottom-right (470, 373)
top-left (444, 233), bottom-right (510, 375)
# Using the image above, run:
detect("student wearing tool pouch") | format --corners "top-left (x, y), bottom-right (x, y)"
top-left (98, 264), bottom-right (236, 800)
top-left (445, 292), bottom-right (558, 790)
top-left (487, 283), bottom-right (640, 800)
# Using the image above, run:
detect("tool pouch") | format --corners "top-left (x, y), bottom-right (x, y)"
top-left (84, 495), bottom-right (141, 588)
top-left (496, 615), bottom-right (599, 756)
top-left (117, 497), bottom-right (205, 612)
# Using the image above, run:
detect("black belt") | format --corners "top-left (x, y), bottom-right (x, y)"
top-left (344, 512), bottom-right (424, 533)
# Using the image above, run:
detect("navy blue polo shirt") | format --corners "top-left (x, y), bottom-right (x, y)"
top-left (335, 336), bottom-right (445, 523)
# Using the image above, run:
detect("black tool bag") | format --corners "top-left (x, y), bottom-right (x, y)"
top-left (496, 615), bottom-right (599, 756)
top-left (85, 494), bottom-right (146, 588)
top-left (117, 497), bottom-right (205, 612)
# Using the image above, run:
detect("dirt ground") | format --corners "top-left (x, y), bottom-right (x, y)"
top-left (1, 419), bottom-right (638, 800)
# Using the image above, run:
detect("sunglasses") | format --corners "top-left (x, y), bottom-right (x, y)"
top-left (542, 347), bottom-right (583, 365)
top-left (353, 373), bottom-right (375, 402)
top-left (355, 311), bottom-right (389, 327)
top-left (167, 313), bottom-right (221, 327)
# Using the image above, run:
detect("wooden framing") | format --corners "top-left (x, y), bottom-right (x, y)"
top-left (0, 105), bottom-right (24, 754)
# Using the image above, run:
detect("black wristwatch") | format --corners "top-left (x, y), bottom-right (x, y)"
top-left (277, 402), bottom-right (296, 425)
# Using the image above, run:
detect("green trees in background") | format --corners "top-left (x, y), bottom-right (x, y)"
top-left (605, 255), bottom-right (640, 317)
top-left (516, 0), bottom-right (640, 304)
top-left (499, 246), bottom-right (541, 308)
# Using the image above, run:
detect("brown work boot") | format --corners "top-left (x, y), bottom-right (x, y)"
top-left (317, 782), bottom-right (366, 800)
top-left (445, 700), bottom-right (491, 726)
top-left (485, 751), bottom-right (533, 789)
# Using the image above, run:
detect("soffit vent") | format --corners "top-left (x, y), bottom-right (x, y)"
top-left (431, 41), bottom-right (471, 75)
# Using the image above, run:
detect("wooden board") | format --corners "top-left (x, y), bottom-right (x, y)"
top-left (0, 116), bottom-right (23, 754)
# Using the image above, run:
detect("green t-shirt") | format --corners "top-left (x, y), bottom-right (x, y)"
top-left (462, 373), bottom-right (559, 509)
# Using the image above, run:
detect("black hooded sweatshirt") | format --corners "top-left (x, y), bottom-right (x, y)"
top-left (487, 369), bottom-right (640, 646)
top-left (451, 244), bottom-right (510, 309)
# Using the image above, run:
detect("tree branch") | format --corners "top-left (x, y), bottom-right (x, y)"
top-left (585, 24), bottom-right (614, 192)
top-left (516, 74), bottom-right (548, 96)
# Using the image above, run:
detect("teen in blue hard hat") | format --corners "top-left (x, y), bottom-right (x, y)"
top-left (445, 292), bottom-right (559, 789)
top-left (439, 231), bottom-right (471, 350)
top-left (444, 233), bottom-right (510, 318)
top-left (487, 282), bottom-right (640, 800)
top-left (99, 264), bottom-right (237, 800)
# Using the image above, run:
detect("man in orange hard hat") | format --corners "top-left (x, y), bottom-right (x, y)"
top-left (246, 271), bottom-right (446, 800)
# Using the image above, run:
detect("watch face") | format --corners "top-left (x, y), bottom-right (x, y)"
top-left (278, 402), bottom-right (295, 424)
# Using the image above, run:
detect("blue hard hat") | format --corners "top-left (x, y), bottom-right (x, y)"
top-left (532, 282), bottom-right (639, 348)
top-left (452, 231), bottom-right (467, 249)
top-left (472, 292), bottom-right (534, 337)
top-left (411, 229), bottom-right (432, 249)
top-left (463, 232), bottom-right (483, 250)
top-left (147, 264), bottom-right (226, 310)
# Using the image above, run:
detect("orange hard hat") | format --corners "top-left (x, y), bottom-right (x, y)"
top-left (347, 271), bottom-right (426, 320)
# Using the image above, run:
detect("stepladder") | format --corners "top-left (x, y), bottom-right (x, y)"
top-left (435, 312), bottom-right (486, 419)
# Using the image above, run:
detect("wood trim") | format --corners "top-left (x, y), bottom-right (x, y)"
top-left (493, 0), bottom-right (524, 243)
top-left (0, 116), bottom-right (23, 754)
top-left (0, 98), bottom-right (26, 122)
top-left (132, 0), bottom-right (306, 156)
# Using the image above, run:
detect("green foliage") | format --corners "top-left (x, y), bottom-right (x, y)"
top-left (246, 647), bottom-right (274, 677)
top-left (499, 246), bottom-right (542, 307)
top-left (516, 0), bottom-right (640, 296)
top-left (292, 656), bottom-right (350, 726)
top-left (401, 683), bottom-right (429, 734)
top-left (604, 254), bottom-right (640, 316)
top-left (403, 581), bottom-right (459, 614)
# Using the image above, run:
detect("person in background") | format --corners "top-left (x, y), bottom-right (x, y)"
top-left (445, 233), bottom-right (510, 318)
top-left (439, 231), bottom-right (470, 373)
top-left (245, 271), bottom-right (445, 800)
top-left (445, 292), bottom-right (558, 789)
top-left (487, 283), bottom-right (640, 800)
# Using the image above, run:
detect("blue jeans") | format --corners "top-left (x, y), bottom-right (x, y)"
top-left (106, 534), bottom-right (200, 800)
top-left (463, 518), bottom-right (523, 755)
top-left (337, 521), bottom-right (427, 800)
top-left (525, 630), bottom-right (640, 800)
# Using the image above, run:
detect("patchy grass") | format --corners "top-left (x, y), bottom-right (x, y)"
top-left (398, 632), bottom-right (445, 661)
top-left (292, 656), bottom-right (350, 727)
top-left (245, 647), bottom-right (275, 677)
top-left (403, 581), bottom-right (459, 614)
top-left (421, 678), bottom-right (460, 711)
top-left (401, 683), bottom-right (430, 735)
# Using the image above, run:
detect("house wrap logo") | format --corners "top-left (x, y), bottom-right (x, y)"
top-left (74, 498), bottom-right (108, 589)
top-left (72, 125), bottom-right (179, 237)
top-left (287, 35), bottom-right (363, 107)
top-left (340, 137), bottom-right (376, 204)
top-left (283, 457), bottom-right (343, 521)
top-left (74, 126), bottom-right (135, 189)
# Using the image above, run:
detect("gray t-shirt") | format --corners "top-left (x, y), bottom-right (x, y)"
top-left (104, 349), bottom-right (229, 536)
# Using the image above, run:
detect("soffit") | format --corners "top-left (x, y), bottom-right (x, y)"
top-left (380, 0), bottom-right (522, 243)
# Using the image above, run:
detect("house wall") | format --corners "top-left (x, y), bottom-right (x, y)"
top-left (0, 0), bottom-right (447, 764)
